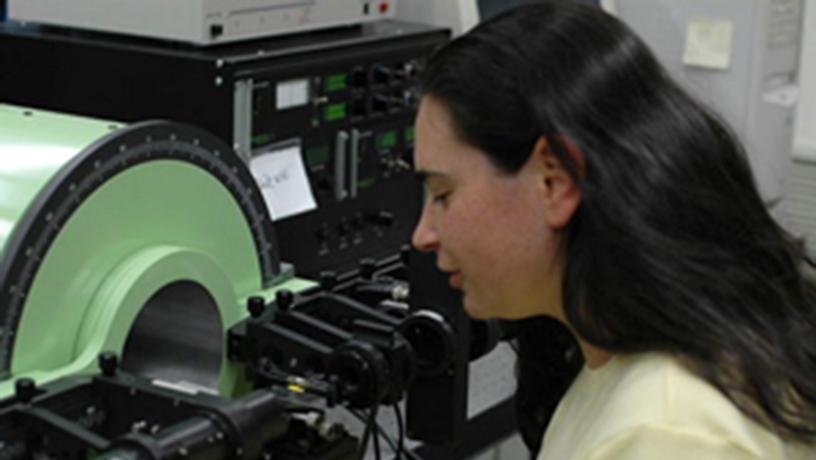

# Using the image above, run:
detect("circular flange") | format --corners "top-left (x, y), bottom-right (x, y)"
top-left (0, 121), bottom-right (279, 378)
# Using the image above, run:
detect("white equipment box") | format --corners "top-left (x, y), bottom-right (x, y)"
top-left (7, 0), bottom-right (397, 45)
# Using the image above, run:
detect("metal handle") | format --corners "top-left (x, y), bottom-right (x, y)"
top-left (334, 130), bottom-right (349, 201)
top-left (349, 129), bottom-right (361, 198)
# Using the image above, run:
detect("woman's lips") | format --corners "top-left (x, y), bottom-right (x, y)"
top-left (449, 272), bottom-right (462, 289)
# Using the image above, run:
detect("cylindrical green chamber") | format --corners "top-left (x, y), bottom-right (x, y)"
top-left (0, 105), bottom-right (314, 397)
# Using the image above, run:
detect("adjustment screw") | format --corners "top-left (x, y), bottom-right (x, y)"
top-left (320, 270), bottom-right (337, 290)
top-left (275, 290), bottom-right (294, 311)
top-left (247, 296), bottom-right (266, 318)
top-left (99, 352), bottom-right (118, 377)
top-left (15, 378), bottom-right (37, 403)
top-left (360, 258), bottom-right (377, 279)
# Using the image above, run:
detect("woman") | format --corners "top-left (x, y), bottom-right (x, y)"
top-left (410, 2), bottom-right (816, 459)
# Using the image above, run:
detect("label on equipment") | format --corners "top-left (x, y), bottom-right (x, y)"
top-left (250, 144), bottom-right (318, 220)
top-left (276, 78), bottom-right (310, 110)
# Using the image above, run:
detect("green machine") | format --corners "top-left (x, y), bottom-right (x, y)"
top-left (0, 104), bottom-right (315, 398)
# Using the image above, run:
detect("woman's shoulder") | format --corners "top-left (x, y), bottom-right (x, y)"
top-left (539, 352), bottom-right (809, 460)
top-left (601, 353), bottom-right (767, 441)
top-left (597, 352), bottom-right (743, 426)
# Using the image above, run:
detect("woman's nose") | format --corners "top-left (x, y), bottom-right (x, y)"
top-left (412, 207), bottom-right (439, 253)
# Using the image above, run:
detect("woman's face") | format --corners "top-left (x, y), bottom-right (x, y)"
top-left (411, 96), bottom-right (577, 320)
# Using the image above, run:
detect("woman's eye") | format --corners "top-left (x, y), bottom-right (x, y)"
top-left (432, 192), bottom-right (451, 205)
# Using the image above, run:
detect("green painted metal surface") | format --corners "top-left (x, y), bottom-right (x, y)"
top-left (0, 104), bottom-right (122, 257)
top-left (0, 107), bottom-right (315, 398)
top-left (11, 159), bottom-right (261, 377)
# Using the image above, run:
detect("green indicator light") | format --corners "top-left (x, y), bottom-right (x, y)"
top-left (376, 130), bottom-right (397, 150)
top-left (252, 133), bottom-right (272, 147)
top-left (358, 177), bottom-right (377, 189)
top-left (305, 145), bottom-right (331, 167)
top-left (324, 103), bottom-right (347, 121)
top-left (324, 73), bottom-right (348, 92)
top-left (405, 126), bottom-right (415, 144)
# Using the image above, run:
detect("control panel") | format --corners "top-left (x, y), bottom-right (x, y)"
top-left (0, 20), bottom-right (449, 276)
top-left (250, 58), bottom-right (421, 199)
top-left (244, 47), bottom-right (437, 275)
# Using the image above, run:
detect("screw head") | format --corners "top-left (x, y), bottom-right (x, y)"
top-left (320, 271), bottom-right (337, 290)
top-left (359, 258), bottom-right (377, 279)
top-left (400, 244), bottom-right (412, 264)
top-left (99, 352), bottom-right (119, 377)
top-left (275, 290), bottom-right (294, 311)
top-left (15, 378), bottom-right (37, 403)
top-left (247, 296), bottom-right (266, 318)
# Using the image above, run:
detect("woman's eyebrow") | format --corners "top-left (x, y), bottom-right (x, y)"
top-left (414, 170), bottom-right (449, 184)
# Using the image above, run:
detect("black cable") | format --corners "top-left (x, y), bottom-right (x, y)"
top-left (373, 407), bottom-right (382, 460)
top-left (348, 408), bottom-right (424, 460)
top-left (360, 404), bottom-right (383, 460)
top-left (358, 406), bottom-right (377, 460)
top-left (509, 339), bottom-right (521, 355)
top-left (393, 404), bottom-right (404, 460)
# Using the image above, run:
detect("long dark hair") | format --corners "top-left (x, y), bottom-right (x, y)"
top-left (421, 0), bottom-right (816, 447)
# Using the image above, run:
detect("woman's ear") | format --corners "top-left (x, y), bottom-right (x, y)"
top-left (528, 136), bottom-right (583, 229)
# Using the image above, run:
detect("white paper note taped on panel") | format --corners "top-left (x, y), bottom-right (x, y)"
top-left (250, 144), bottom-right (317, 221)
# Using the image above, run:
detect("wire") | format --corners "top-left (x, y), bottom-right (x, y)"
top-left (351, 409), bottom-right (393, 457)
top-left (358, 408), bottom-right (374, 460)
top-left (373, 407), bottom-right (382, 460)
top-left (358, 405), bottom-right (381, 460)
top-left (509, 338), bottom-right (521, 355)
top-left (393, 404), bottom-right (404, 460)
top-left (348, 408), bottom-right (424, 460)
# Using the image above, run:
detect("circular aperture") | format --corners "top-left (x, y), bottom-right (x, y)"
top-left (121, 281), bottom-right (223, 390)
top-left (399, 310), bottom-right (456, 377)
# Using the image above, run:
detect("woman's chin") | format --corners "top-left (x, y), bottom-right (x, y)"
top-left (463, 298), bottom-right (490, 320)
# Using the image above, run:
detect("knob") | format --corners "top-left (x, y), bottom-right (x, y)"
top-left (320, 271), bottom-right (337, 290)
top-left (15, 378), bottom-right (37, 403)
top-left (247, 296), bottom-right (267, 318)
top-left (275, 289), bottom-right (295, 311)
top-left (403, 61), bottom-right (419, 80)
top-left (210, 24), bottom-right (224, 38)
top-left (402, 89), bottom-right (419, 108)
top-left (360, 258), bottom-right (377, 278)
top-left (370, 210), bottom-right (395, 227)
top-left (391, 90), bottom-right (409, 109)
top-left (99, 352), bottom-right (119, 377)
top-left (371, 95), bottom-right (390, 114)
top-left (400, 244), bottom-right (412, 264)
top-left (372, 65), bottom-right (391, 85)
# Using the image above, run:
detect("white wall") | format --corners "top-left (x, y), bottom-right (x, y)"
top-left (795, 0), bottom-right (816, 157)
